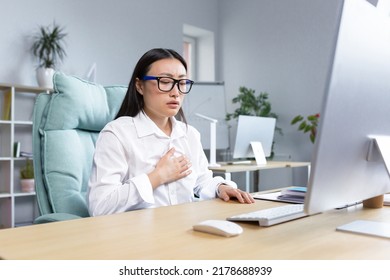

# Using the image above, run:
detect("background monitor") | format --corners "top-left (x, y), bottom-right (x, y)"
top-left (233, 115), bottom-right (276, 159)
top-left (304, 0), bottom-right (390, 217)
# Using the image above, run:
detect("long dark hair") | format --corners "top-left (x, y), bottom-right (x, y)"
top-left (115, 48), bottom-right (188, 123)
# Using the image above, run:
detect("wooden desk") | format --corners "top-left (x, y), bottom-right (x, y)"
top-left (0, 197), bottom-right (389, 260)
top-left (210, 161), bottom-right (311, 192)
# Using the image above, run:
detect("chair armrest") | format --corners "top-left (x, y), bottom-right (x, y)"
top-left (34, 213), bottom-right (83, 224)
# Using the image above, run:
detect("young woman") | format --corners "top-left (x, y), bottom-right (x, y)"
top-left (88, 48), bottom-right (254, 216)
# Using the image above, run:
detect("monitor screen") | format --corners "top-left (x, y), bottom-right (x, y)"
top-left (233, 115), bottom-right (276, 159)
top-left (304, 0), bottom-right (390, 216)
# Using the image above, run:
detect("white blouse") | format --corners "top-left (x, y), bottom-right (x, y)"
top-left (87, 112), bottom-right (237, 216)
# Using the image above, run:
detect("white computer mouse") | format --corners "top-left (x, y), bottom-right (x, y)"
top-left (193, 219), bottom-right (243, 237)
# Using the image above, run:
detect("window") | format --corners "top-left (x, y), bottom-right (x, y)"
top-left (183, 24), bottom-right (215, 81)
top-left (183, 36), bottom-right (196, 80)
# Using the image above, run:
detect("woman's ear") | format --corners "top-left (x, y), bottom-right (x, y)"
top-left (135, 78), bottom-right (144, 95)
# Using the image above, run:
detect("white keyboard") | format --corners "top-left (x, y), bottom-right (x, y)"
top-left (227, 204), bottom-right (308, 226)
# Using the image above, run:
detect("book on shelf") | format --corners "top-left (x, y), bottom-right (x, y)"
top-left (13, 142), bottom-right (21, 157)
top-left (20, 151), bottom-right (33, 158)
top-left (13, 142), bottom-right (33, 158)
top-left (2, 89), bottom-right (11, 120)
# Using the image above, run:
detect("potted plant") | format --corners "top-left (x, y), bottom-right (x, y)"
top-left (31, 22), bottom-right (67, 88)
top-left (226, 86), bottom-right (282, 157)
top-left (20, 158), bottom-right (35, 193)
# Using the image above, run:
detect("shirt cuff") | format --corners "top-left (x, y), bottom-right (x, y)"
top-left (129, 173), bottom-right (155, 204)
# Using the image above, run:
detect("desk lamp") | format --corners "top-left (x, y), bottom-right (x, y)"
top-left (195, 113), bottom-right (221, 167)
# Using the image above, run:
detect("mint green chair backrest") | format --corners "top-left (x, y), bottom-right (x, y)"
top-left (32, 72), bottom-right (127, 223)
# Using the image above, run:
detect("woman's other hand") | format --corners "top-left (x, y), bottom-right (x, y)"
top-left (217, 184), bottom-right (255, 204)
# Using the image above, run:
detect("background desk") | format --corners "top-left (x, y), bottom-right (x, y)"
top-left (0, 196), bottom-right (389, 260)
top-left (210, 161), bottom-right (311, 192)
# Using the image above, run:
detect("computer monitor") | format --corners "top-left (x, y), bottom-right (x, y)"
top-left (232, 115), bottom-right (276, 159)
top-left (304, 0), bottom-right (390, 234)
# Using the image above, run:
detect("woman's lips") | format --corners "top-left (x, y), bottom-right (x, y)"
top-left (167, 101), bottom-right (180, 108)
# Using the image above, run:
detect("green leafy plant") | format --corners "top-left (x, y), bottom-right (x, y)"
top-left (31, 22), bottom-right (67, 69)
top-left (226, 86), bottom-right (282, 157)
top-left (291, 113), bottom-right (320, 143)
top-left (20, 158), bottom-right (34, 179)
top-left (226, 86), bottom-right (282, 134)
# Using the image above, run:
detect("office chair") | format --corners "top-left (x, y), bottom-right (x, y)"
top-left (32, 72), bottom-right (127, 223)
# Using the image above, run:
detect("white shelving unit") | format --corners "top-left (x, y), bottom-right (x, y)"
top-left (0, 83), bottom-right (51, 229)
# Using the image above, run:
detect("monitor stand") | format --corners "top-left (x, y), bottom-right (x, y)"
top-left (337, 136), bottom-right (390, 239)
top-left (369, 136), bottom-right (390, 175)
top-left (250, 141), bottom-right (267, 165)
top-left (336, 220), bottom-right (390, 239)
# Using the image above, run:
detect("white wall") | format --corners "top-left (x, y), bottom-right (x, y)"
top-left (0, 0), bottom-right (219, 86)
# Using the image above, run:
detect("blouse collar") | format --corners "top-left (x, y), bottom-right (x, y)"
top-left (134, 112), bottom-right (186, 139)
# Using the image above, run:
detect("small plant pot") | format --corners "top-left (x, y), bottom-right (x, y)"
top-left (20, 179), bottom-right (35, 193)
top-left (36, 67), bottom-right (55, 89)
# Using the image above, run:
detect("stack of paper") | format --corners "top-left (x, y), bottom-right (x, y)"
top-left (253, 186), bottom-right (307, 204)
top-left (277, 186), bottom-right (306, 203)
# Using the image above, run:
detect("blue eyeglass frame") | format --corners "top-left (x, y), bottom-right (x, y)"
top-left (142, 75), bottom-right (194, 94)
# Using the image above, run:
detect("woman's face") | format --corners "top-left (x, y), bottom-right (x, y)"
top-left (136, 58), bottom-right (187, 122)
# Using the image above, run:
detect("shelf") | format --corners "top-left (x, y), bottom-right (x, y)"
top-left (14, 121), bottom-right (33, 125)
top-left (13, 157), bottom-right (32, 161)
top-left (14, 192), bottom-right (36, 197)
top-left (0, 83), bottom-right (51, 94)
top-left (0, 83), bottom-right (49, 228)
top-left (0, 192), bottom-right (11, 198)
top-left (0, 157), bottom-right (12, 161)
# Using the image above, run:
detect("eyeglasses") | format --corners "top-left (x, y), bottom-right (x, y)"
top-left (142, 76), bottom-right (194, 94)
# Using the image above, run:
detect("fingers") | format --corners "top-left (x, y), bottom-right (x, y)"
top-left (174, 156), bottom-right (191, 174)
top-left (166, 147), bottom-right (176, 158)
top-left (218, 185), bottom-right (255, 204)
top-left (166, 149), bottom-right (190, 167)
top-left (181, 157), bottom-right (192, 170)
top-left (219, 191), bottom-right (230, 202)
top-left (234, 190), bottom-right (246, 203)
top-left (170, 154), bottom-right (191, 172)
top-left (233, 189), bottom-right (255, 203)
top-left (157, 149), bottom-right (192, 184)
top-left (240, 190), bottom-right (256, 203)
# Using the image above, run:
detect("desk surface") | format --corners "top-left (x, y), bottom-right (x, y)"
top-left (0, 195), bottom-right (389, 260)
top-left (210, 161), bottom-right (310, 173)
